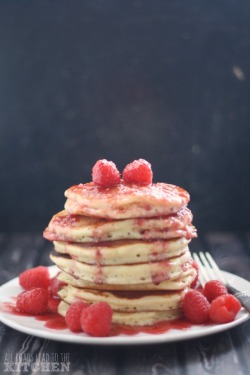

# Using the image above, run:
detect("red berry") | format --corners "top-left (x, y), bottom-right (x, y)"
top-left (122, 159), bottom-right (153, 185)
top-left (49, 274), bottom-right (65, 298)
top-left (182, 290), bottom-right (210, 324)
top-left (19, 266), bottom-right (50, 290)
top-left (92, 159), bottom-right (120, 187)
top-left (16, 288), bottom-right (48, 314)
top-left (47, 297), bottom-right (61, 313)
top-left (65, 301), bottom-right (89, 332)
top-left (209, 294), bottom-right (241, 324)
top-left (203, 280), bottom-right (228, 302)
top-left (80, 302), bottom-right (113, 337)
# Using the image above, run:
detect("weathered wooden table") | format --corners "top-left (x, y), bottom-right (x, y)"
top-left (0, 232), bottom-right (249, 375)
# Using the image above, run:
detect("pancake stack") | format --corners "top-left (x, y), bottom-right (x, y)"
top-left (44, 160), bottom-right (197, 326)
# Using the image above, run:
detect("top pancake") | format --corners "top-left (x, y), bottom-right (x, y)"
top-left (64, 181), bottom-right (190, 219)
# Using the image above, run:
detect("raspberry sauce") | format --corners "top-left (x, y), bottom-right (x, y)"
top-left (36, 314), bottom-right (67, 329)
top-left (53, 213), bottom-right (81, 227)
top-left (0, 302), bottom-right (67, 330)
top-left (111, 319), bottom-right (192, 336)
top-left (92, 248), bottom-right (105, 284)
top-left (0, 301), bottom-right (194, 336)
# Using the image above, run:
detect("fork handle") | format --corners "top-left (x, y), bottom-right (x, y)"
top-left (227, 285), bottom-right (250, 313)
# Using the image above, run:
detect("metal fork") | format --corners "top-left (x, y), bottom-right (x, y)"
top-left (192, 251), bottom-right (250, 313)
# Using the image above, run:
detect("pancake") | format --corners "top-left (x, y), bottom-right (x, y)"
top-left (53, 237), bottom-right (190, 265)
top-left (58, 284), bottom-right (186, 312)
top-left (58, 300), bottom-right (182, 326)
top-left (57, 267), bottom-right (197, 291)
top-left (50, 248), bottom-right (191, 286)
top-left (43, 207), bottom-right (196, 243)
top-left (64, 182), bottom-right (190, 219)
top-left (44, 160), bottom-right (198, 328)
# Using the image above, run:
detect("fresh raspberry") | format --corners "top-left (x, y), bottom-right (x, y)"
top-left (209, 294), bottom-right (241, 324)
top-left (16, 288), bottom-right (48, 314)
top-left (92, 159), bottom-right (120, 187)
top-left (182, 290), bottom-right (210, 324)
top-left (190, 260), bottom-right (199, 288)
top-left (65, 301), bottom-right (89, 333)
top-left (203, 280), bottom-right (228, 302)
top-left (47, 297), bottom-right (61, 313)
top-left (80, 302), bottom-right (113, 337)
top-left (49, 274), bottom-right (65, 298)
top-left (122, 159), bottom-right (153, 185)
top-left (19, 266), bottom-right (50, 290)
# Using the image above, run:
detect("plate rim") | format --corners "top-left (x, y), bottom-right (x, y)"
top-left (0, 266), bottom-right (249, 345)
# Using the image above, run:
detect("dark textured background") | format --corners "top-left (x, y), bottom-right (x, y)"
top-left (0, 0), bottom-right (249, 232)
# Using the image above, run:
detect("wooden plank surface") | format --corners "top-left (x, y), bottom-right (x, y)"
top-left (0, 233), bottom-right (249, 375)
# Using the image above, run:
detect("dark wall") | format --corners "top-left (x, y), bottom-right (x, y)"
top-left (0, 0), bottom-right (250, 232)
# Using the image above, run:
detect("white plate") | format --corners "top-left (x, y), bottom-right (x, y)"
top-left (0, 266), bottom-right (249, 345)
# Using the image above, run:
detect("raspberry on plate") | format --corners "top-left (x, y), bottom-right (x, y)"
top-left (92, 159), bottom-right (120, 187)
top-left (47, 297), bottom-right (61, 313)
top-left (49, 274), bottom-right (65, 298)
top-left (122, 159), bottom-right (153, 185)
top-left (19, 266), bottom-right (50, 290)
top-left (182, 289), bottom-right (210, 324)
top-left (80, 302), bottom-right (113, 337)
top-left (209, 294), bottom-right (241, 324)
top-left (65, 301), bottom-right (89, 332)
top-left (16, 288), bottom-right (49, 314)
top-left (203, 280), bottom-right (228, 302)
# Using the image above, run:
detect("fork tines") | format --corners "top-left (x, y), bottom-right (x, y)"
top-left (192, 251), bottom-right (227, 287)
top-left (192, 251), bottom-right (250, 313)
